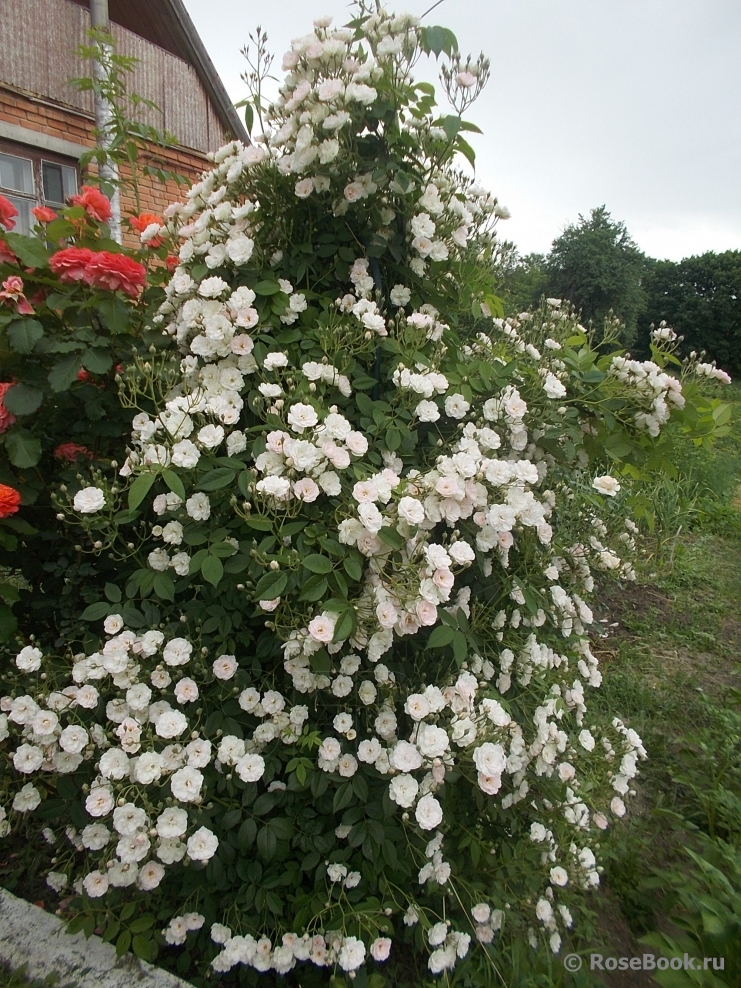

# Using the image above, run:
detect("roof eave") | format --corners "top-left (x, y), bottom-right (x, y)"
top-left (163, 0), bottom-right (250, 146)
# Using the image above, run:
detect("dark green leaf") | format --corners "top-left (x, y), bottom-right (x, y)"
top-left (82, 347), bottom-right (113, 374)
top-left (153, 572), bottom-right (175, 600)
top-left (132, 934), bottom-right (156, 962)
top-left (104, 583), bottom-right (122, 603)
top-left (253, 280), bottom-right (281, 295)
top-left (428, 624), bottom-right (455, 648)
top-left (80, 601), bottom-right (111, 621)
top-left (3, 383), bottom-right (43, 416)
top-left (253, 569), bottom-right (288, 600)
top-left (162, 468), bottom-right (185, 501)
top-left (6, 430), bottom-right (41, 468)
top-left (257, 825), bottom-right (277, 860)
top-left (201, 554), bottom-right (224, 587)
top-left (302, 553), bottom-right (333, 574)
top-left (48, 354), bottom-right (83, 392)
top-left (197, 467), bottom-right (237, 491)
top-left (333, 608), bottom-right (356, 642)
top-left (128, 472), bottom-right (157, 510)
top-left (7, 318), bottom-right (44, 354)
top-left (4, 231), bottom-right (49, 267)
top-left (98, 296), bottom-right (131, 334)
top-left (343, 553), bottom-right (363, 582)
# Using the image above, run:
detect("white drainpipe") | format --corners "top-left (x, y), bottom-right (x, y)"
top-left (89, 0), bottom-right (123, 243)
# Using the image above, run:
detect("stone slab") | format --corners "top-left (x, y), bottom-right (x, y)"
top-left (0, 888), bottom-right (195, 988)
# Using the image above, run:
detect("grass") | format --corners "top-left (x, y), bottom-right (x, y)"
top-left (577, 391), bottom-right (741, 986)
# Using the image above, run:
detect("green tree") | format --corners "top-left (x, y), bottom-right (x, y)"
top-left (498, 247), bottom-right (548, 315)
top-left (544, 205), bottom-right (647, 345)
top-left (640, 250), bottom-right (741, 375)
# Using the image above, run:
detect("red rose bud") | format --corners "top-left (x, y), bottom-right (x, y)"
top-left (32, 205), bottom-right (57, 224)
top-left (0, 195), bottom-right (18, 231)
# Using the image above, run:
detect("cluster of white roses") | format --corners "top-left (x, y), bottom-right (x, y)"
top-left (3, 7), bottom-right (715, 980)
top-left (608, 356), bottom-right (686, 437)
top-left (261, 10), bottom-right (506, 273)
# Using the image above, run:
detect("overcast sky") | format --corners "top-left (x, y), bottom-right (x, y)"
top-left (182, 0), bottom-right (741, 262)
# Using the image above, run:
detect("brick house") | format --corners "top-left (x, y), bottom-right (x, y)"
top-left (0, 0), bottom-right (248, 236)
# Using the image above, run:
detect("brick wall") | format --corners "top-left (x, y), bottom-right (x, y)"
top-left (1, 86), bottom-right (209, 245)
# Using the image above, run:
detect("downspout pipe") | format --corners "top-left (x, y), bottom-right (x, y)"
top-left (89, 0), bottom-right (122, 242)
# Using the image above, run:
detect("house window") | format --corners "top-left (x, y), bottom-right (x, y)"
top-left (0, 142), bottom-right (78, 235)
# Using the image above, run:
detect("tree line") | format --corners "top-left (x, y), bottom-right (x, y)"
top-left (499, 206), bottom-right (741, 374)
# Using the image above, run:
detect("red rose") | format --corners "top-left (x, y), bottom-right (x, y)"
top-left (165, 255), bottom-right (179, 272)
top-left (76, 368), bottom-right (93, 382)
top-left (49, 247), bottom-right (96, 284)
top-left (84, 252), bottom-right (147, 298)
top-left (0, 240), bottom-right (17, 265)
top-left (0, 382), bottom-right (17, 434)
top-left (0, 483), bottom-right (22, 518)
top-left (0, 277), bottom-right (34, 315)
top-left (0, 195), bottom-right (18, 231)
top-left (54, 442), bottom-right (94, 462)
top-left (69, 186), bottom-right (112, 223)
top-left (129, 212), bottom-right (162, 233)
top-left (32, 205), bottom-right (57, 224)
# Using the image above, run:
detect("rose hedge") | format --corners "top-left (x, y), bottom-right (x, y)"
top-left (0, 6), bottom-right (732, 987)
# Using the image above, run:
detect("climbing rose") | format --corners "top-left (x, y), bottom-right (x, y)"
top-left (32, 205), bottom-right (57, 223)
top-left (0, 277), bottom-right (34, 315)
top-left (0, 195), bottom-right (18, 230)
top-left (0, 484), bottom-right (21, 518)
top-left (0, 241), bottom-right (16, 265)
top-left (130, 212), bottom-right (163, 247)
top-left (129, 212), bottom-right (162, 233)
top-left (49, 247), bottom-right (95, 284)
top-left (84, 253), bottom-right (147, 298)
top-left (69, 185), bottom-right (112, 222)
top-left (54, 442), bottom-right (94, 462)
top-left (0, 382), bottom-right (17, 433)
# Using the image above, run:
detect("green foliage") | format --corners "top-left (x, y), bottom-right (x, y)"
top-left (542, 207), bottom-right (647, 346)
top-left (639, 250), bottom-right (741, 375)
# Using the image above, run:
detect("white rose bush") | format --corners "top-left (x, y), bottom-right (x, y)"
top-left (0, 4), bottom-right (732, 986)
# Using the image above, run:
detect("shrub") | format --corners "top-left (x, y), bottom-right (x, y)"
top-left (0, 5), bottom-right (733, 985)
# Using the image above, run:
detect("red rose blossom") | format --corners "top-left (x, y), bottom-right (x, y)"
top-left (54, 442), bottom-right (94, 462)
top-left (84, 252), bottom-right (147, 298)
top-left (0, 382), bottom-right (17, 434)
top-left (0, 195), bottom-right (18, 231)
top-left (0, 240), bottom-right (17, 265)
top-left (129, 212), bottom-right (162, 233)
top-left (69, 186), bottom-right (112, 223)
top-left (32, 205), bottom-right (57, 224)
top-left (0, 276), bottom-right (34, 315)
top-left (49, 247), bottom-right (96, 284)
top-left (165, 255), bottom-right (179, 272)
top-left (76, 368), bottom-right (93, 382)
top-left (0, 483), bottom-right (22, 518)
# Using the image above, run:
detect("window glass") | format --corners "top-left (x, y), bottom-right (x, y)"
top-left (42, 161), bottom-right (77, 205)
top-left (0, 152), bottom-right (35, 195)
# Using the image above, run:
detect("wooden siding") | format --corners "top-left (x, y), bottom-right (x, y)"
top-left (0, 0), bottom-right (231, 153)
